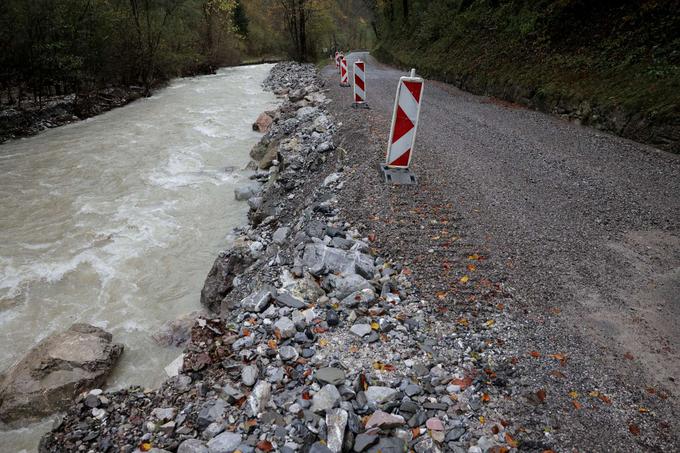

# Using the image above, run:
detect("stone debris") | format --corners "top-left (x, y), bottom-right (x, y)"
top-left (40, 62), bottom-right (522, 453)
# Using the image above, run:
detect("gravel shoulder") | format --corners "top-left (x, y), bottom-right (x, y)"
top-left (323, 52), bottom-right (680, 451)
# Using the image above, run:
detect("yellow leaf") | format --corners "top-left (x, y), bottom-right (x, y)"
top-left (568, 391), bottom-right (579, 399)
top-left (479, 416), bottom-right (485, 424)
top-left (370, 321), bottom-right (380, 330)
top-left (140, 444), bottom-right (152, 452)
top-left (459, 275), bottom-right (469, 284)
top-left (639, 407), bottom-right (649, 413)
top-left (484, 320), bottom-right (495, 327)
top-left (318, 339), bottom-right (328, 347)
top-left (468, 254), bottom-right (480, 260)
top-left (457, 318), bottom-right (469, 327)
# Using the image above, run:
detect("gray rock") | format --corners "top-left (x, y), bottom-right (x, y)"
top-left (341, 289), bottom-right (376, 308)
top-left (197, 399), bottom-right (226, 429)
top-left (326, 274), bottom-right (373, 299)
top-left (315, 367), bottom-right (346, 386)
top-left (0, 323), bottom-right (123, 423)
top-left (275, 292), bottom-right (307, 309)
top-left (364, 386), bottom-right (398, 404)
top-left (311, 384), bottom-right (341, 413)
top-left (207, 431), bottom-right (242, 453)
top-left (309, 443), bottom-right (333, 453)
top-left (404, 384), bottom-right (423, 397)
top-left (279, 345), bottom-right (299, 362)
top-left (241, 365), bottom-right (258, 387)
top-left (240, 289), bottom-right (272, 313)
top-left (366, 438), bottom-right (407, 453)
top-left (274, 317), bottom-right (296, 338)
top-left (201, 247), bottom-right (253, 313)
top-left (178, 439), bottom-right (209, 453)
top-left (202, 422), bottom-right (225, 440)
top-left (151, 407), bottom-right (177, 421)
top-left (234, 182), bottom-right (262, 201)
top-left (281, 272), bottom-right (325, 303)
top-left (354, 433), bottom-right (379, 452)
top-left (326, 408), bottom-right (348, 453)
top-left (350, 324), bottom-right (372, 338)
top-left (246, 381), bottom-right (271, 416)
top-left (272, 227), bottom-right (290, 245)
top-left (302, 243), bottom-right (374, 279)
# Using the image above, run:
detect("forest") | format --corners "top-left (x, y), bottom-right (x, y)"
top-left (367, 0), bottom-right (680, 151)
top-left (0, 0), bottom-right (375, 105)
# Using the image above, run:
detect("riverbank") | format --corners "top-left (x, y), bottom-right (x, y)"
top-left (38, 62), bottom-right (519, 453)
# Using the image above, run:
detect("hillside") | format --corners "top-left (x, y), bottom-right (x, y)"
top-left (372, 0), bottom-right (680, 152)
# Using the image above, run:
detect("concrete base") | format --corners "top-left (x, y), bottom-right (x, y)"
top-left (380, 164), bottom-right (417, 185)
top-left (352, 102), bottom-right (370, 109)
top-left (340, 83), bottom-right (351, 87)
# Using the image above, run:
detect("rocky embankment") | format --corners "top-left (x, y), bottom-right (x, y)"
top-left (0, 87), bottom-right (145, 143)
top-left (40, 63), bottom-right (520, 453)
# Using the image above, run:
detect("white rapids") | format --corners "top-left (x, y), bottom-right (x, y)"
top-left (0, 64), bottom-right (278, 451)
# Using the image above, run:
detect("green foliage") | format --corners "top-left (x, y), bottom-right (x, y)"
top-left (372, 0), bottom-right (680, 150)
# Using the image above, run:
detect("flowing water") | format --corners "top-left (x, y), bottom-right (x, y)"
top-left (0, 64), bottom-right (278, 451)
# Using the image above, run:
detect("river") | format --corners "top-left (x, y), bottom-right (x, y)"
top-left (0, 64), bottom-right (277, 451)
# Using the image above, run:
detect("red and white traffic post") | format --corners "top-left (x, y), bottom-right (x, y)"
top-left (381, 69), bottom-right (424, 184)
top-left (340, 57), bottom-right (350, 87)
top-left (352, 59), bottom-right (368, 108)
top-left (334, 51), bottom-right (340, 70)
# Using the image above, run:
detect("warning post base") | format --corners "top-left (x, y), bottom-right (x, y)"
top-left (380, 164), bottom-right (417, 185)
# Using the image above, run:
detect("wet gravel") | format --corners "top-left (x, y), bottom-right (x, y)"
top-left (322, 52), bottom-right (680, 452)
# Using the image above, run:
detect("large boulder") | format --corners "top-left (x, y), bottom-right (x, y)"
top-left (201, 246), bottom-right (254, 313)
top-left (252, 112), bottom-right (273, 133)
top-left (302, 243), bottom-right (375, 278)
top-left (0, 323), bottom-right (123, 423)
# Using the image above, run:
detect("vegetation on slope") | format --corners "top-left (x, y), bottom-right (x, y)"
top-left (370, 0), bottom-right (680, 152)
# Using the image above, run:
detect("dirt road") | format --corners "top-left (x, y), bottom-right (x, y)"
top-left (323, 52), bottom-right (679, 451)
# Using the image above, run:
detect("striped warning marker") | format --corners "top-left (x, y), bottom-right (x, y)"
top-left (353, 60), bottom-right (366, 105)
top-left (385, 69), bottom-right (424, 168)
top-left (340, 57), bottom-right (349, 86)
top-left (334, 51), bottom-right (340, 70)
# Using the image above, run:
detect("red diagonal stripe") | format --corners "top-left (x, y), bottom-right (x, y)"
top-left (355, 76), bottom-right (365, 91)
top-left (390, 149), bottom-right (411, 166)
top-left (404, 81), bottom-right (423, 103)
top-left (355, 93), bottom-right (363, 102)
top-left (392, 105), bottom-right (414, 143)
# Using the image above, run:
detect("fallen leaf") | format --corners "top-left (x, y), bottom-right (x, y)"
top-left (481, 393), bottom-right (491, 403)
top-left (468, 254), bottom-right (480, 260)
top-left (349, 345), bottom-right (359, 353)
top-left (548, 353), bottom-right (567, 365)
top-left (467, 264), bottom-right (477, 272)
top-left (568, 391), bottom-right (579, 399)
top-left (368, 233), bottom-right (376, 242)
top-left (451, 376), bottom-right (473, 390)
top-left (504, 433), bottom-right (518, 448)
top-left (139, 444), bottom-right (152, 452)
top-left (301, 391), bottom-right (312, 400)
top-left (536, 389), bottom-right (547, 402)
top-left (638, 407), bottom-right (649, 413)
top-left (459, 275), bottom-right (470, 284)
top-left (242, 328), bottom-right (251, 337)
top-left (245, 418), bottom-right (257, 429)
top-left (256, 441), bottom-right (273, 452)
top-left (457, 318), bottom-right (469, 327)
top-left (370, 321), bottom-right (380, 330)
top-left (479, 416), bottom-right (485, 424)
top-left (629, 424), bottom-right (641, 436)
top-left (436, 291), bottom-right (448, 300)
top-left (318, 338), bottom-right (328, 347)
top-left (484, 319), bottom-right (495, 328)
top-left (529, 351), bottom-right (541, 358)
top-left (267, 339), bottom-right (277, 349)
top-left (491, 425), bottom-right (500, 434)
top-left (572, 400), bottom-right (582, 410)
top-left (411, 428), bottom-right (421, 439)
top-left (624, 352), bottom-right (634, 360)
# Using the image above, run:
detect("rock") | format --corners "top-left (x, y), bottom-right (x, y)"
top-left (197, 399), bottom-right (226, 428)
top-left (240, 289), bottom-right (273, 313)
top-left (164, 354), bottom-right (185, 377)
top-left (326, 408), bottom-right (348, 453)
top-left (151, 407), bottom-right (177, 421)
top-left (279, 345), bottom-right (299, 362)
top-left (281, 272), bottom-right (325, 303)
top-left (365, 410), bottom-right (405, 429)
top-left (207, 431), bottom-right (242, 453)
top-left (309, 443), bottom-right (333, 453)
top-left (302, 243), bottom-right (375, 279)
top-left (241, 365), bottom-right (258, 387)
top-left (0, 323), bottom-right (123, 422)
top-left (350, 324), bottom-right (372, 338)
top-left (325, 274), bottom-right (373, 300)
top-left (404, 384), bottom-right (423, 397)
top-left (366, 437), bottom-right (407, 453)
top-left (201, 247), bottom-right (254, 313)
top-left (364, 386), bottom-right (398, 405)
top-left (178, 439), bottom-right (209, 453)
top-left (341, 289), bottom-right (375, 308)
top-left (311, 384), bottom-right (341, 413)
top-left (326, 309), bottom-right (339, 326)
top-left (354, 433), bottom-right (379, 452)
top-left (152, 311), bottom-right (202, 347)
top-left (234, 182), bottom-right (262, 201)
top-left (274, 317), bottom-right (296, 338)
top-left (246, 381), bottom-right (271, 416)
top-left (275, 292), bottom-right (307, 309)
top-left (272, 227), bottom-right (290, 245)
top-left (315, 367), bottom-right (346, 386)
top-left (252, 112), bottom-right (273, 133)
top-left (323, 173), bottom-right (341, 187)
top-left (426, 417), bottom-right (444, 431)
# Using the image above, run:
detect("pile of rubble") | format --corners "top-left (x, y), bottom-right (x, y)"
top-left (40, 63), bottom-right (518, 453)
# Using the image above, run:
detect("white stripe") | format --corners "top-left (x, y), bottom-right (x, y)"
top-left (387, 128), bottom-right (414, 163)
top-left (354, 86), bottom-right (365, 100)
top-left (398, 81), bottom-right (420, 122)
top-left (355, 65), bottom-right (365, 80)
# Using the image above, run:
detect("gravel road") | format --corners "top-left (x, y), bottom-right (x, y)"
top-left (323, 52), bottom-right (680, 451)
